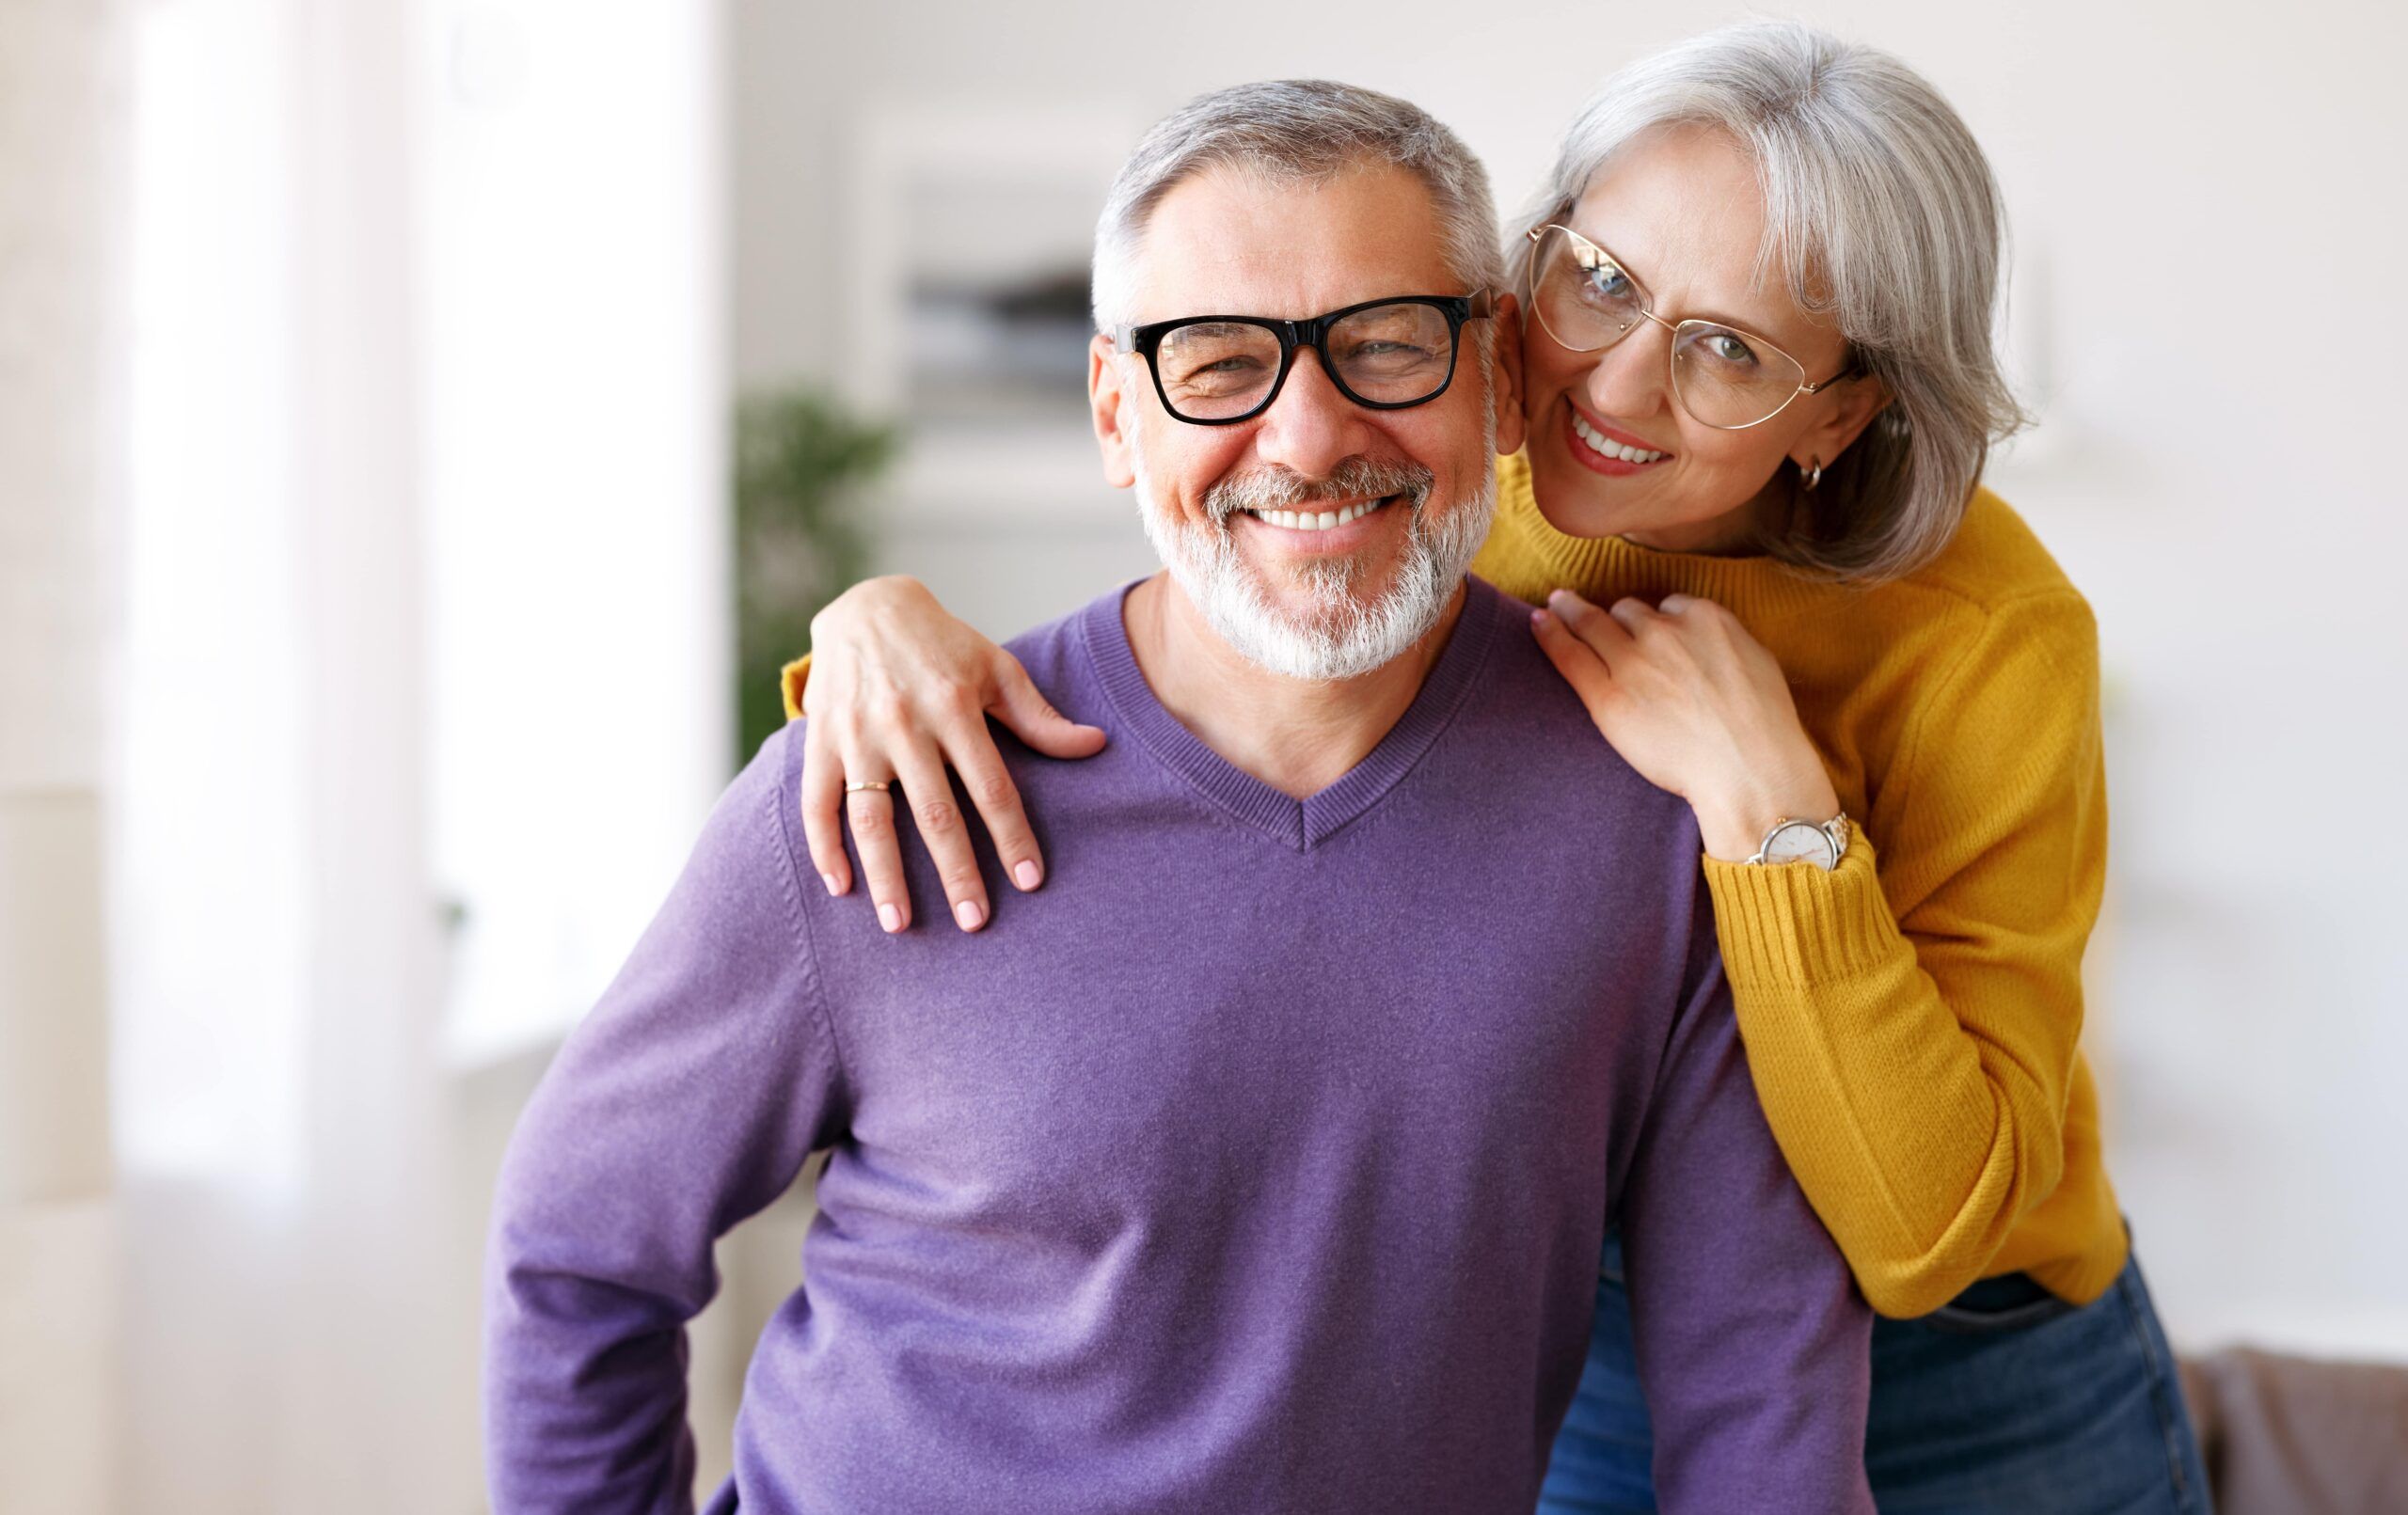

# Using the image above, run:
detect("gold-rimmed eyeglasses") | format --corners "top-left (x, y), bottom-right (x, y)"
top-left (1524, 224), bottom-right (1860, 431)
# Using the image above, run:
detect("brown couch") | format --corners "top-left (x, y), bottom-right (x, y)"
top-left (2179, 1348), bottom-right (2408, 1514)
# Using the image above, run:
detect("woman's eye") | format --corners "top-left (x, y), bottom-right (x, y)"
top-left (1704, 333), bottom-right (1757, 365)
top-left (1583, 268), bottom-right (1632, 302)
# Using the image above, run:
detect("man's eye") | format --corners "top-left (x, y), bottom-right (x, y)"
top-left (1179, 355), bottom-right (1265, 379)
top-left (1169, 351), bottom-right (1275, 397)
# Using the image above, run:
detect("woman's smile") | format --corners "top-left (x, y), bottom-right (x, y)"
top-left (1561, 401), bottom-right (1674, 478)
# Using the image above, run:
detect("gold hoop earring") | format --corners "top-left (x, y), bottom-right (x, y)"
top-left (1800, 457), bottom-right (1823, 491)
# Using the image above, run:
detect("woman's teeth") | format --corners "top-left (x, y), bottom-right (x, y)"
top-left (1573, 414), bottom-right (1666, 465)
top-left (1244, 497), bottom-right (1387, 532)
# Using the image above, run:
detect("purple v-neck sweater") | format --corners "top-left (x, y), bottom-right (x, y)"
top-left (485, 577), bottom-right (1873, 1515)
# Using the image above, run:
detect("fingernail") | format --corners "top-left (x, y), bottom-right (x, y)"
top-left (954, 899), bottom-right (985, 931)
top-left (1530, 608), bottom-right (1549, 626)
top-left (821, 873), bottom-right (841, 896)
top-left (878, 902), bottom-right (902, 933)
top-left (1013, 860), bottom-right (1041, 890)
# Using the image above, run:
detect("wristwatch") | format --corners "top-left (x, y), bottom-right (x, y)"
top-left (1745, 813), bottom-right (1851, 871)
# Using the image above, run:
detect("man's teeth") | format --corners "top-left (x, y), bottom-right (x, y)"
top-left (1573, 414), bottom-right (1665, 465)
top-left (1244, 497), bottom-right (1388, 531)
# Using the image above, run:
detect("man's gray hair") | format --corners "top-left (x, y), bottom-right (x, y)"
top-left (1091, 80), bottom-right (1503, 343)
top-left (1519, 22), bottom-right (2030, 581)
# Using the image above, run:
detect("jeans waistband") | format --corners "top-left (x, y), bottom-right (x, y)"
top-left (1945, 1270), bottom-right (2055, 1312)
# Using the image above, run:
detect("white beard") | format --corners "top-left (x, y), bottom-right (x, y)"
top-left (1133, 423), bottom-right (1497, 684)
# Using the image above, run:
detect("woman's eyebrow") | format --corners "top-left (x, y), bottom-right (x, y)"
top-left (1686, 305), bottom-right (1794, 340)
top-left (1570, 227), bottom-right (1796, 340)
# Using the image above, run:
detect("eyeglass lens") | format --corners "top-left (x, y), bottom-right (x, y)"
top-left (1153, 302), bottom-right (1457, 421)
top-left (1529, 227), bottom-right (1808, 430)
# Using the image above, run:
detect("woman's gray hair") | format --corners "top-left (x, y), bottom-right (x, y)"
top-left (1519, 21), bottom-right (2030, 581)
top-left (1091, 79), bottom-right (1504, 363)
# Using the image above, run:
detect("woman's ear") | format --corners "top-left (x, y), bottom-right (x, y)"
top-left (1794, 371), bottom-right (1893, 473)
top-left (1089, 334), bottom-right (1138, 488)
top-left (1489, 292), bottom-right (1527, 457)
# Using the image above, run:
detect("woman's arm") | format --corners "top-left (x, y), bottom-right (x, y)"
top-left (1534, 588), bottom-right (2107, 1317)
top-left (788, 576), bottom-right (1106, 934)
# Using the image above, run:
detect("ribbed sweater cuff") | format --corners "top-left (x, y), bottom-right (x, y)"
top-left (780, 654), bottom-right (814, 721)
top-left (1701, 824), bottom-right (1907, 991)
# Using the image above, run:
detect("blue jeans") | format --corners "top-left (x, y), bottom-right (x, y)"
top-left (1539, 1233), bottom-right (2212, 1514)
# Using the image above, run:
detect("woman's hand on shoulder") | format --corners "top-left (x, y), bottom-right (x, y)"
top-left (800, 576), bottom-right (1107, 933)
top-left (1529, 588), bottom-right (1839, 862)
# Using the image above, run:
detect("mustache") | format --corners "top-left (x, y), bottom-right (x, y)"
top-left (1201, 456), bottom-right (1436, 524)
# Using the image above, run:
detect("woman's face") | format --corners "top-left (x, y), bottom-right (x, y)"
top-left (1518, 123), bottom-right (1887, 553)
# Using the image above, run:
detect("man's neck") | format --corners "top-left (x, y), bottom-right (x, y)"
top-left (1120, 572), bottom-right (1467, 800)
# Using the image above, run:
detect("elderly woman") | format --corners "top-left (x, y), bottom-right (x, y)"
top-left (777, 23), bottom-right (2211, 1511)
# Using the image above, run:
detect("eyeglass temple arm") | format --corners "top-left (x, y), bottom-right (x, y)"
top-left (1801, 354), bottom-right (1870, 392)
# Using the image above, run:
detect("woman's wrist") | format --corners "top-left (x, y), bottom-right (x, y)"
top-left (811, 574), bottom-right (932, 650)
top-left (1693, 771), bottom-right (1843, 863)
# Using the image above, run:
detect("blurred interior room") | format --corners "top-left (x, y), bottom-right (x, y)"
top-left (4, 0), bottom-right (2405, 1509)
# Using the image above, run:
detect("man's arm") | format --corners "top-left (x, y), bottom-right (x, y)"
top-left (483, 728), bottom-right (844, 1514)
top-left (1618, 879), bottom-right (1876, 1515)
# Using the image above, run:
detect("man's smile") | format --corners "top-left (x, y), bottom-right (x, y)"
top-left (1229, 493), bottom-right (1401, 543)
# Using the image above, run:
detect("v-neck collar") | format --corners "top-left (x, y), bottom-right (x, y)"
top-left (1077, 576), bottom-right (1502, 852)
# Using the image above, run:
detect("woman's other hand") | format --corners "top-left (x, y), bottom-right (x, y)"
top-left (1530, 589), bottom-right (1840, 863)
top-left (800, 576), bottom-right (1108, 932)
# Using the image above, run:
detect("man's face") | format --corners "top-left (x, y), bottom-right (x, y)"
top-left (1089, 163), bottom-right (1524, 680)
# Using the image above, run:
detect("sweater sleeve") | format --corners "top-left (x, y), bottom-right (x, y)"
top-left (779, 654), bottom-right (812, 722)
top-left (1618, 887), bottom-right (1875, 1515)
top-left (1700, 588), bottom-right (2109, 1318)
top-left (483, 728), bottom-right (846, 1514)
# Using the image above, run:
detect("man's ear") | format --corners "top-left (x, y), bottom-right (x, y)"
top-left (1794, 370), bottom-right (1892, 477)
top-left (1487, 292), bottom-right (1527, 458)
top-left (1090, 335), bottom-right (1138, 489)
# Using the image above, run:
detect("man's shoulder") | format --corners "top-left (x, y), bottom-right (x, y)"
top-left (1459, 577), bottom-right (1648, 757)
top-left (994, 588), bottom-right (1119, 712)
top-left (1445, 576), bottom-right (1701, 839)
top-left (1461, 575), bottom-right (1569, 696)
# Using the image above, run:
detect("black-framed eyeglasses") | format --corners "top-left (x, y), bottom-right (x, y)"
top-left (1107, 292), bottom-right (1496, 426)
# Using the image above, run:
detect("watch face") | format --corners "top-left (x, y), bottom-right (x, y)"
top-left (1761, 821), bottom-right (1837, 869)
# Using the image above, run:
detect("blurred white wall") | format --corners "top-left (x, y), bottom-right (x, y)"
top-left (421, 0), bottom-right (733, 1069)
top-left (727, 0), bottom-right (2408, 1357)
top-left (29, 0), bottom-right (729, 1510)
top-left (0, 4), bottom-right (123, 1508)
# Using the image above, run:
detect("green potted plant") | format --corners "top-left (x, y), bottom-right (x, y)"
top-left (732, 387), bottom-right (898, 763)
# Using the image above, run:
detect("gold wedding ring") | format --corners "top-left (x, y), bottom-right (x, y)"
top-left (844, 780), bottom-right (893, 795)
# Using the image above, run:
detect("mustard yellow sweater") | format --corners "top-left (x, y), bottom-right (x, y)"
top-left (782, 450), bottom-right (2129, 1318)
top-left (1478, 451), bottom-right (2125, 1316)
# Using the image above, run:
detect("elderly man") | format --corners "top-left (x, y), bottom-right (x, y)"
top-left (484, 81), bottom-right (1872, 1515)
